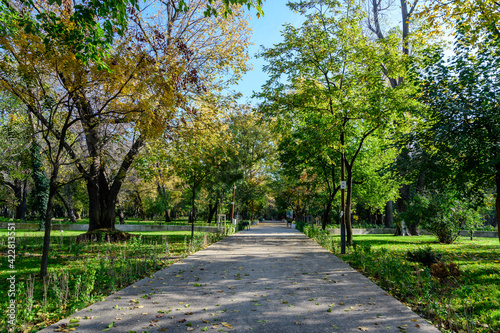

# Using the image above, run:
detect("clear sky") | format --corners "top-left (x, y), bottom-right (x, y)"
top-left (232, 1), bottom-right (305, 105)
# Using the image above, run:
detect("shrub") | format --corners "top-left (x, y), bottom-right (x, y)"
top-left (406, 246), bottom-right (442, 267)
top-left (430, 262), bottom-right (461, 281)
top-left (295, 219), bottom-right (306, 232)
top-left (403, 191), bottom-right (483, 244)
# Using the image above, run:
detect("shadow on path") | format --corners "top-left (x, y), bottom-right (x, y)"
top-left (39, 220), bottom-right (440, 333)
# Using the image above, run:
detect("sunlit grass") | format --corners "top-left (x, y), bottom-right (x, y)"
top-left (0, 230), bottom-right (225, 332)
top-left (306, 229), bottom-right (499, 332)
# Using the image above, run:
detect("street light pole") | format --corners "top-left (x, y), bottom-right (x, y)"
top-left (341, 144), bottom-right (346, 254)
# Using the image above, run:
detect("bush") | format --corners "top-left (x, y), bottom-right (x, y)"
top-left (430, 262), bottom-right (461, 281)
top-left (295, 219), bottom-right (306, 232)
top-left (407, 246), bottom-right (442, 267)
top-left (403, 192), bottom-right (483, 244)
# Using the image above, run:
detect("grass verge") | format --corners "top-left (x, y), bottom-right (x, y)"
top-left (304, 226), bottom-right (500, 333)
top-left (0, 216), bottom-right (220, 226)
top-left (0, 229), bottom-right (230, 332)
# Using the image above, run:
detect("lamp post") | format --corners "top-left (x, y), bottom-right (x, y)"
top-left (341, 152), bottom-right (346, 254)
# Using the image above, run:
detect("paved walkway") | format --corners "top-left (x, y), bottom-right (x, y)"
top-left (40, 221), bottom-right (440, 333)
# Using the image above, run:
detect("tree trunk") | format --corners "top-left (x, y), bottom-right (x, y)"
top-left (56, 190), bottom-right (77, 223)
top-left (396, 184), bottom-right (410, 213)
top-left (321, 195), bottom-right (335, 230)
top-left (30, 141), bottom-right (49, 230)
top-left (207, 199), bottom-right (218, 224)
top-left (189, 184), bottom-right (197, 239)
top-left (87, 174), bottom-right (118, 231)
top-left (345, 168), bottom-right (353, 246)
top-left (384, 201), bottom-right (393, 227)
top-left (40, 185), bottom-right (55, 278)
top-left (116, 198), bottom-right (125, 225)
top-left (165, 209), bottom-right (171, 223)
top-left (20, 181), bottom-right (27, 221)
top-left (321, 204), bottom-right (331, 230)
top-left (86, 136), bottom-right (144, 232)
top-left (408, 223), bottom-right (419, 236)
top-left (40, 160), bottom-right (61, 278)
top-left (9, 179), bottom-right (28, 221)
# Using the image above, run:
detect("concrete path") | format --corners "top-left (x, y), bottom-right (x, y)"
top-left (40, 221), bottom-right (440, 333)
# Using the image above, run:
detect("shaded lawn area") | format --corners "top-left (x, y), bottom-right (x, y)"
top-left (330, 234), bottom-right (500, 332)
top-left (0, 216), bottom-right (218, 226)
top-left (0, 230), bottom-right (223, 332)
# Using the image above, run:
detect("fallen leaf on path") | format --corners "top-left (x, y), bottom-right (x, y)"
top-left (358, 327), bottom-right (368, 331)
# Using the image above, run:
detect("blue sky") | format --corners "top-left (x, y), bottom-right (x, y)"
top-left (232, 1), bottom-right (305, 104)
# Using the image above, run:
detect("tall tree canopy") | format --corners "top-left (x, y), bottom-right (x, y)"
top-left (0, 0), bottom-right (252, 232)
top-left (417, 24), bottom-right (500, 242)
top-left (257, 0), bottom-right (416, 245)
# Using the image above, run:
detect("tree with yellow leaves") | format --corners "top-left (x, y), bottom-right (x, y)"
top-left (417, 0), bottom-right (500, 43)
top-left (0, 0), bottom-right (251, 237)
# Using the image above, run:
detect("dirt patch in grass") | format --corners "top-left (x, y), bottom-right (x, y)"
top-left (75, 228), bottom-right (138, 242)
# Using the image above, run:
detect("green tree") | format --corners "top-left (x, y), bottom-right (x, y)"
top-left (0, 0), bottom-right (252, 233)
top-left (0, 97), bottom-right (31, 220)
top-left (0, 0), bottom-right (263, 69)
top-left (257, 0), bottom-right (415, 245)
top-left (30, 141), bottom-right (49, 230)
top-left (401, 191), bottom-right (482, 244)
top-left (417, 24), bottom-right (500, 243)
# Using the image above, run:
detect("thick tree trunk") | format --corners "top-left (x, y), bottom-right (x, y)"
top-left (384, 201), bottom-right (393, 227)
top-left (13, 180), bottom-right (24, 220)
top-left (396, 184), bottom-right (410, 213)
top-left (165, 209), bottom-right (171, 223)
top-left (87, 177), bottom-right (117, 231)
top-left (118, 206), bottom-right (125, 225)
top-left (87, 170), bottom-right (102, 230)
top-left (87, 137), bottom-right (144, 232)
top-left (408, 223), bottom-right (419, 236)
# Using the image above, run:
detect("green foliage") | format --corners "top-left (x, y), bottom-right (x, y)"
top-left (402, 192), bottom-right (483, 244)
top-left (304, 225), bottom-right (336, 253)
top-left (0, 231), bottom-right (224, 331)
top-left (295, 219), bottom-right (306, 232)
top-left (416, 22), bottom-right (500, 242)
top-left (304, 233), bottom-right (500, 332)
top-left (257, 0), bottom-right (416, 234)
top-left (0, 0), bottom-right (262, 70)
top-left (406, 246), bottom-right (442, 267)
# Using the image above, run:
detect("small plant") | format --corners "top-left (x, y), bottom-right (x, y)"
top-left (430, 262), bottom-right (461, 281)
top-left (406, 246), bottom-right (442, 267)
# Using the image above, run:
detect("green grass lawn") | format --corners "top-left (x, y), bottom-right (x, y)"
top-left (0, 229), bottom-right (225, 332)
top-left (0, 216), bottom-right (218, 226)
top-left (306, 229), bottom-right (500, 332)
